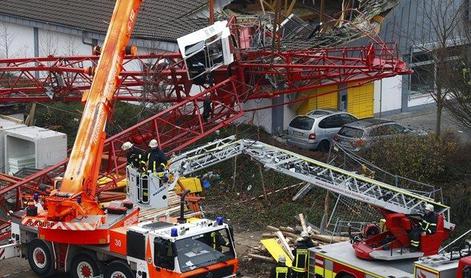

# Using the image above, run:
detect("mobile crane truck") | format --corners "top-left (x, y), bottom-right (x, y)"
top-left (0, 1), bottom-right (238, 277)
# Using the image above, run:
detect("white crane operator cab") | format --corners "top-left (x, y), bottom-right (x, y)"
top-left (177, 20), bottom-right (234, 85)
top-left (126, 165), bottom-right (169, 210)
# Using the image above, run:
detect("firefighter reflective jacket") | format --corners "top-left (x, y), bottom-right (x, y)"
top-left (270, 263), bottom-right (290, 278)
top-left (421, 211), bottom-right (438, 235)
top-left (127, 147), bottom-right (146, 171)
top-left (292, 239), bottom-right (314, 273)
top-left (147, 148), bottom-right (168, 174)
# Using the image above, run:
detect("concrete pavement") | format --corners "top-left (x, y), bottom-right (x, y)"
top-left (386, 106), bottom-right (471, 142)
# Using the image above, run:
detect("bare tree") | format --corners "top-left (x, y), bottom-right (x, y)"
top-left (424, 1), bottom-right (461, 136)
top-left (440, 3), bottom-right (471, 129)
top-left (408, 1), bottom-right (471, 131)
top-left (0, 22), bottom-right (15, 58)
top-left (405, 0), bottom-right (462, 137)
top-left (63, 35), bottom-right (79, 56)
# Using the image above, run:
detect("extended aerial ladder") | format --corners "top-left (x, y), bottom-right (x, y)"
top-left (167, 136), bottom-right (454, 259)
top-left (169, 136), bottom-right (450, 221)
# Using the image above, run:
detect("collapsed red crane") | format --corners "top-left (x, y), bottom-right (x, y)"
top-left (0, 16), bottom-right (411, 234)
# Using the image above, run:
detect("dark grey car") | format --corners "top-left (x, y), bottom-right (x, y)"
top-left (287, 110), bottom-right (358, 151)
top-left (333, 118), bottom-right (414, 152)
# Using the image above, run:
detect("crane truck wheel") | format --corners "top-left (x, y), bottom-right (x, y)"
top-left (104, 260), bottom-right (135, 278)
top-left (71, 253), bottom-right (103, 278)
top-left (27, 239), bottom-right (54, 277)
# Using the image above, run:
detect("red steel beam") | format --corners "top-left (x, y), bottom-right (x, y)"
top-left (0, 43), bottom-right (409, 104)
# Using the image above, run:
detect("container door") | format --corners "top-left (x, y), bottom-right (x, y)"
top-left (126, 165), bottom-right (139, 204)
top-left (140, 175), bottom-right (149, 204)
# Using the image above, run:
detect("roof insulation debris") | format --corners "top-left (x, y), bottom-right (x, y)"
top-left (280, 0), bottom-right (401, 49)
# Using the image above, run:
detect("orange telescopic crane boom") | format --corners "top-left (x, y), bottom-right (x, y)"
top-left (47, 0), bottom-right (142, 219)
top-left (62, 0), bottom-right (141, 196)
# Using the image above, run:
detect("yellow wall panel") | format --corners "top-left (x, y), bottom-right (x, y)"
top-left (347, 82), bottom-right (374, 118)
top-left (297, 85), bottom-right (338, 115)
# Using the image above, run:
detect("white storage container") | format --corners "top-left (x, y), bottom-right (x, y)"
top-left (5, 126), bottom-right (67, 175)
top-left (0, 119), bottom-right (26, 173)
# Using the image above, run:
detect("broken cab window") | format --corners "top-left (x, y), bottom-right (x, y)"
top-left (175, 229), bottom-right (235, 272)
top-left (154, 238), bottom-right (175, 270)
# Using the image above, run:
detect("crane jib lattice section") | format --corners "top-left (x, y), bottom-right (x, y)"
top-left (0, 43), bottom-right (409, 103)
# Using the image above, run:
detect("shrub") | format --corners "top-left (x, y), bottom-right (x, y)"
top-left (361, 133), bottom-right (459, 182)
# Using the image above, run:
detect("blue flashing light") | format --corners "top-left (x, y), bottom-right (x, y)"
top-left (171, 227), bottom-right (178, 237)
top-left (202, 179), bottom-right (211, 189)
top-left (216, 216), bottom-right (224, 225)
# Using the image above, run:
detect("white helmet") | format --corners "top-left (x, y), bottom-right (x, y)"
top-left (301, 231), bottom-right (309, 238)
top-left (278, 255), bottom-right (286, 263)
top-left (121, 141), bottom-right (133, 151)
top-left (425, 204), bottom-right (434, 212)
top-left (148, 139), bottom-right (158, 148)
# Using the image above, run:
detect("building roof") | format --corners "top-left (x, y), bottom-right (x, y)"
top-left (0, 0), bottom-right (211, 42)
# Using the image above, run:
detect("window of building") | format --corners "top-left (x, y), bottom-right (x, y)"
top-left (407, 49), bottom-right (462, 97)
top-left (410, 62), bottom-right (435, 94)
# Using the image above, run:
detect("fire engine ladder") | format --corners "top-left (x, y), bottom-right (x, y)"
top-left (169, 137), bottom-right (453, 229)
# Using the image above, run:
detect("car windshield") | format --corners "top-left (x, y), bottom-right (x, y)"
top-left (176, 229), bottom-right (235, 272)
top-left (289, 116), bottom-right (315, 130)
top-left (338, 126), bottom-right (364, 138)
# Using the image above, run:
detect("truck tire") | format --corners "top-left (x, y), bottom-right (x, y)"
top-left (104, 261), bottom-right (135, 278)
top-left (27, 239), bottom-right (55, 277)
top-left (71, 253), bottom-right (102, 278)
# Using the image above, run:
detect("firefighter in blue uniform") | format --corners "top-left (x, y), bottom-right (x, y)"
top-left (410, 204), bottom-right (437, 252)
top-left (121, 141), bottom-right (146, 172)
top-left (146, 139), bottom-right (168, 175)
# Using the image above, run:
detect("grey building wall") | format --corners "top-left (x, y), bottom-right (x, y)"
top-left (354, 0), bottom-right (465, 112)
top-left (379, 0), bottom-right (463, 55)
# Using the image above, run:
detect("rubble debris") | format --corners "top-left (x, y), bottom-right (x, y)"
top-left (248, 253), bottom-right (276, 263)
top-left (261, 238), bottom-right (293, 266)
top-left (247, 214), bottom-right (353, 264)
